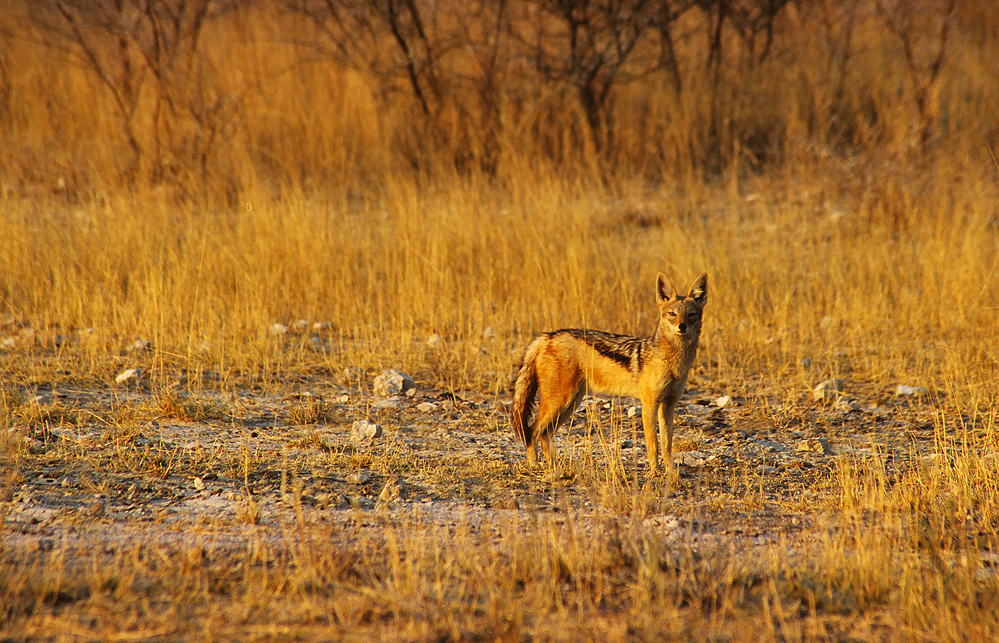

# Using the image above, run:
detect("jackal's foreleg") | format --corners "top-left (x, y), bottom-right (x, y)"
top-left (658, 400), bottom-right (678, 472)
top-left (641, 401), bottom-right (660, 472)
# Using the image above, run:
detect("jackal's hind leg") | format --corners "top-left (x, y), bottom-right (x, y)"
top-left (537, 431), bottom-right (555, 467)
top-left (525, 432), bottom-right (540, 467)
top-left (533, 387), bottom-right (584, 468)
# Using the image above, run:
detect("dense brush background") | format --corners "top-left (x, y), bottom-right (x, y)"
top-left (0, 0), bottom-right (997, 401)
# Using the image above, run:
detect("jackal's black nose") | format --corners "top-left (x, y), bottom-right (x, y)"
top-left (678, 323), bottom-right (687, 333)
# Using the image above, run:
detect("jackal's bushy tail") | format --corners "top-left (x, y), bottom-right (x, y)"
top-left (511, 339), bottom-right (541, 447)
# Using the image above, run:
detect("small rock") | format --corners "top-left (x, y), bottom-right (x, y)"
top-left (351, 420), bottom-right (382, 441)
top-left (293, 319), bottom-right (311, 331)
top-left (482, 327), bottom-right (495, 339)
top-left (313, 321), bottom-right (333, 331)
top-left (0, 337), bottom-right (15, 349)
top-left (346, 472), bottom-right (371, 485)
top-left (129, 339), bottom-right (152, 353)
top-left (417, 402), bottom-right (438, 413)
top-left (813, 378), bottom-right (844, 402)
top-left (675, 451), bottom-right (708, 467)
top-left (753, 439), bottom-right (785, 453)
top-left (115, 368), bottom-right (143, 387)
top-left (372, 397), bottom-right (401, 410)
top-left (334, 394), bottom-right (350, 404)
top-left (834, 397), bottom-right (861, 412)
top-left (426, 333), bottom-right (443, 349)
top-left (87, 501), bottom-right (106, 519)
top-left (796, 438), bottom-right (835, 456)
top-left (376, 478), bottom-right (407, 510)
top-left (343, 366), bottom-right (367, 382)
top-left (193, 477), bottom-right (206, 491)
top-left (269, 323), bottom-right (288, 336)
top-left (372, 369), bottom-right (415, 396)
top-left (895, 385), bottom-right (927, 397)
top-left (627, 405), bottom-right (641, 418)
top-left (715, 395), bottom-right (731, 408)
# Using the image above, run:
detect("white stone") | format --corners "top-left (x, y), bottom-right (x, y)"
top-left (372, 369), bottom-right (415, 396)
top-left (376, 478), bottom-right (406, 510)
top-left (269, 323), bottom-right (288, 336)
top-left (482, 327), bottom-right (495, 339)
top-left (796, 438), bottom-right (834, 455)
top-left (343, 366), bottom-right (366, 381)
top-left (351, 420), bottom-right (382, 441)
top-left (426, 333), bottom-right (443, 349)
top-left (627, 405), bottom-right (641, 418)
top-left (895, 385), bottom-right (927, 397)
top-left (294, 319), bottom-right (311, 331)
top-left (715, 395), bottom-right (731, 408)
top-left (812, 378), bottom-right (844, 401)
top-left (346, 472), bottom-right (371, 485)
top-left (130, 339), bottom-right (152, 352)
top-left (834, 397), bottom-right (861, 412)
top-left (675, 451), bottom-right (707, 467)
top-left (115, 368), bottom-right (143, 386)
top-left (417, 402), bottom-right (438, 413)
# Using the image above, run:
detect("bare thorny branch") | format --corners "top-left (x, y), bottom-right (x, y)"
top-left (875, 0), bottom-right (959, 144)
top-left (39, 1), bottom-right (246, 191)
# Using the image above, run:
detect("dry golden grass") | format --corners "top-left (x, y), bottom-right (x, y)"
top-left (2, 1), bottom-right (999, 641)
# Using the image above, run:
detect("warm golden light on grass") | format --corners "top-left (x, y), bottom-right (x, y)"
top-left (2, 1), bottom-right (998, 640)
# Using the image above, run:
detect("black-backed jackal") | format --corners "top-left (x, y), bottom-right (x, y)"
top-left (511, 272), bottom-right (708, 473)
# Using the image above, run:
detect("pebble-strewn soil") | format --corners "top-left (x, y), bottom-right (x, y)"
top-left (3, 372), bottom-right (961, 561)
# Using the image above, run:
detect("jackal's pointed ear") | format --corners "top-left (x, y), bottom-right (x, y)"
top-left (687, 273), bottom-right (708, 305)
top-left (656, 272), bottom-right (678, 302)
